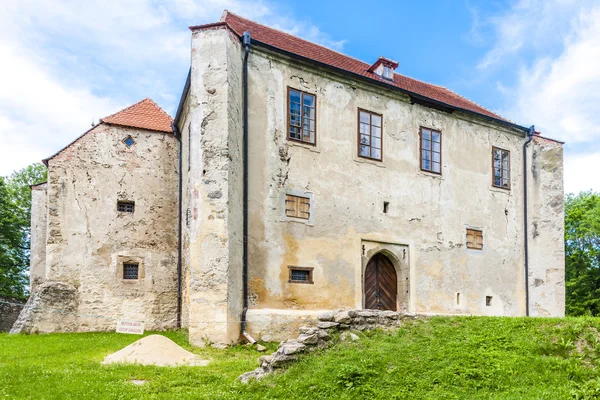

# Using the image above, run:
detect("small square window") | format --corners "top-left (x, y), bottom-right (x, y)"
top-left (117, 201), bottom-right (135, 213)
top-left (288, 266), bottom-right (314, 284)
top-left (486, 296), bottom-right (493, 306)
top-left (123, 263), bottom-right (139, 280)
top-left (285, 194), bottom-right (310, 220)
top-left (123, 136), bottom-right (135, 147)
top-left (466, 229), bottom-right (483, 250)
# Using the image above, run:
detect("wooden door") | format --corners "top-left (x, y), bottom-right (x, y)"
top-left (364, 253), bottom-right (397, 311)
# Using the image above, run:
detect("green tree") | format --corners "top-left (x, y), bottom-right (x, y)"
top-left (565, 191), bottom-right (600, 316)
top-left (0, 163), bottom-right (47, 299)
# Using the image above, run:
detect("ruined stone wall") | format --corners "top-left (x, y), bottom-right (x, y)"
top-left (185, 27), bottom-right (244, 346)
top-left (528, 136), bottom-right (565, 316)
top-left (42, 123), bottom-right (178, 331)
top-left (30, 183), bottom-right (47, 291)
top-left (0, 297), bottom-right (25, 332)
top-left (242, 47), bottom-right (564, 325)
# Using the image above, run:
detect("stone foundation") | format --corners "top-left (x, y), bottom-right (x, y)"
top-left (10, 281), bottom-right (78, 334)
top-left (239, 309), bottom-right (418, 382)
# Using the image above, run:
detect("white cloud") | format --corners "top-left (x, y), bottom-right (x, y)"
top-left (477, 0), bottom-right (600, 194)
top-left (0, 0), bottom-right (345, 176)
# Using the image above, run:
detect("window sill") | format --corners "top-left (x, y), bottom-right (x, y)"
top-left (288, 141), bottom-right (320, 153)
top-left (419, 170), bottom-right (443, 179)
top-left (279, 217), bottom-right (314, 227)
top-left (353, 156), bottom-right (386, 168)
top-left (490, 186), bottom-right (512, 195)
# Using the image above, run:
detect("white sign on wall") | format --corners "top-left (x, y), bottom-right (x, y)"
top-left (116, 320), bottom-right (145, 335)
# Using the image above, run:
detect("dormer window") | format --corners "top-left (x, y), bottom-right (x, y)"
top-left (368, 57), bottom-right (398, 80)
top-left (382, 65), bottom-right (393, 79)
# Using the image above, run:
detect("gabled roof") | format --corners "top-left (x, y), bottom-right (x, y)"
top-left (101, 98), bottom-right (173, 133)
top-left (189, 11), bottom-right (513, 127)
top-left (43, 98), bottom-right (173, 165)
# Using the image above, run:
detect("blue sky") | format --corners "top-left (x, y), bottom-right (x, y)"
top-left (1, 0), bottom-right (598, 193)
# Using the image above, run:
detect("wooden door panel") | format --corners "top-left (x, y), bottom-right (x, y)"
top-left (364, 253), bottom-right (397, 311)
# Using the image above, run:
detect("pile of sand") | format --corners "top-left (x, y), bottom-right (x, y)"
top-left (102, 335), bottom-right (209, 367)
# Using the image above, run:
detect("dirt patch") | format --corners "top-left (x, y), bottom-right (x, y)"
top-left (102, 335), bottom-right (209, 367)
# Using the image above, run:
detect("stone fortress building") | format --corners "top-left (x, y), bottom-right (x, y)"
top-left (14, 11), bottom-right (565, 346)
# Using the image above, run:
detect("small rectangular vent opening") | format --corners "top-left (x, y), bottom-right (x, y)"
top-left (486, 296), bottom-right (492, 307)
top-left (118, 201), bottom-right (135, 213)
top-left (456, 293), bottom-right (460, 305)
top-left (123, 263), bottom-right (139, 280)
top-left (288, 266), bottom-right (314, 284)
top-left (383, 201), bottom-right (389, 214)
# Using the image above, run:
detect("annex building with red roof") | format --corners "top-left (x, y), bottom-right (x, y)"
top-left (19, 11), bottom-right (565, 347)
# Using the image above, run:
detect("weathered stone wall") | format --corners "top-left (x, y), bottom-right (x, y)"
top-left (528, 136), bottom-right (565, 316)
top-left (241, 47), bottom-right (563, 321)
top-left (30, 182), bottom-right (47, 291)
top-left (184, 27), bottom-right (244, 346)
top-left (37, 123), bottom-right (179, 332)
top-left (0, 297), bottom-right (25, 332)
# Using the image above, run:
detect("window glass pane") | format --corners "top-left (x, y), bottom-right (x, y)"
top-left (432, 131), bottom-right (441, 143)
top-left (494, 168), bottom-right (501, 178)
top-left (432, 142), bottom-right (440, 152)
top-left (309, 120), bottom-right (315, 132)
top-left (422, 150), bottom-right (430, 162)
top-left (303, 94), bottom-right (315, 107)
top-left (432, 162), bottom-right (441, 173)
top-left (360, 123), bottom-right (369, 134)
top-left (360, 135), bottom-right (370, 145)
top-left (308, 108), bottom-right (314, 119)
top-left (422, 140), bottom-right (431, 150)
top-left (290, 115), bottom-right (300, 127)
top-left (372, 137), bottom-right (381, 149)
top-left (371, 148), bottom-right (381, 160)
top-left (372, 115), bottom-right (381, 127)
top-left (303, 117), bottom-right (309, 130)
top-left (360, 145), bottom-right (370, 157)
top-left (494, 158), bottom-right (501, 171)
top-left (291, 102), bottom-right (300, 113)
top-left (290, 127), bottom-right (300, 139)
top-left (307, 130), bottom-right (315, 143)
top-left (290, 90), bottom-right (301, 103)
top-left (422, 158), bottom-right (431, 170)
top-left (432, 152), bottom-right (440, 162)
top-left (359, 111), bottom-right (370, 124)
top-left (502, 178), bottom-right (509, 188)
top-left (494, 176), bottom-right (501, 186)
top-left (422, 129), bottom-right (430, 140)
top-left (502, 159), bottom-right (509, 169)
top-left (372, 126), bottom-right (381, 138)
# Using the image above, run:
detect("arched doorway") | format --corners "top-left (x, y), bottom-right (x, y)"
top-left (364, 252), bottom-right (398, 311)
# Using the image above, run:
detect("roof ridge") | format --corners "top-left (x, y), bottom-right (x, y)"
top-left (100, 98), bottom-right (150, 122)
top-left (223, 11), bottom-right (370, 68)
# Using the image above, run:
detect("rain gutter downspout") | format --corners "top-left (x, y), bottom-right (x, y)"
top-left (523, 125), bottom-right (535, 317)
top-left (241, 31), bottom-right (256, 344)
top-left (172, 121), bottom-right (183, 329)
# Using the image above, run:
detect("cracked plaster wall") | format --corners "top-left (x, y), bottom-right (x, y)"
top-left (242, 48), bottom-right (565, 326)
top-left (38, 123), bottom-right (179, 331)
top-left (30, 183), bottom-right (47, 291)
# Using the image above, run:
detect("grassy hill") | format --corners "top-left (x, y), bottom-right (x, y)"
top-left (2, 316), bottom-right (600, 399)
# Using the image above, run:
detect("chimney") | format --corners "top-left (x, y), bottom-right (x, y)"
top-left (368, 56), bottom-right (398, 80)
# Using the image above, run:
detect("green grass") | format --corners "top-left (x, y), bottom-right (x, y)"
top-left (3, 317), bottom-right (600, 399)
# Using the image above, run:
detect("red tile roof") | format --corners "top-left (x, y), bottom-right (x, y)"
top-left (192, 11), bottom-right (507, 124)
top-left (101, 98), bottom-right (173, 133)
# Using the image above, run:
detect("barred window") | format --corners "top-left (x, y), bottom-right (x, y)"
top-left (492, 147), bottom-right (510, 189)
top-left (117, 201), bottom-right (135, 213)
top-left (288, 88), bottom-right (316, 145)
top-left (288, 267), bottom-right (313, 284)
top-left (420, 127), bottom-right (442, 174)
top-left (358, 109), bottom-right (383, 161)
top-left (466, 229), bottom-right (483, 250)
top-left (123, 263), bottom-right (139, 280)
top-left (285, 194), bottom-right (310, 220)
